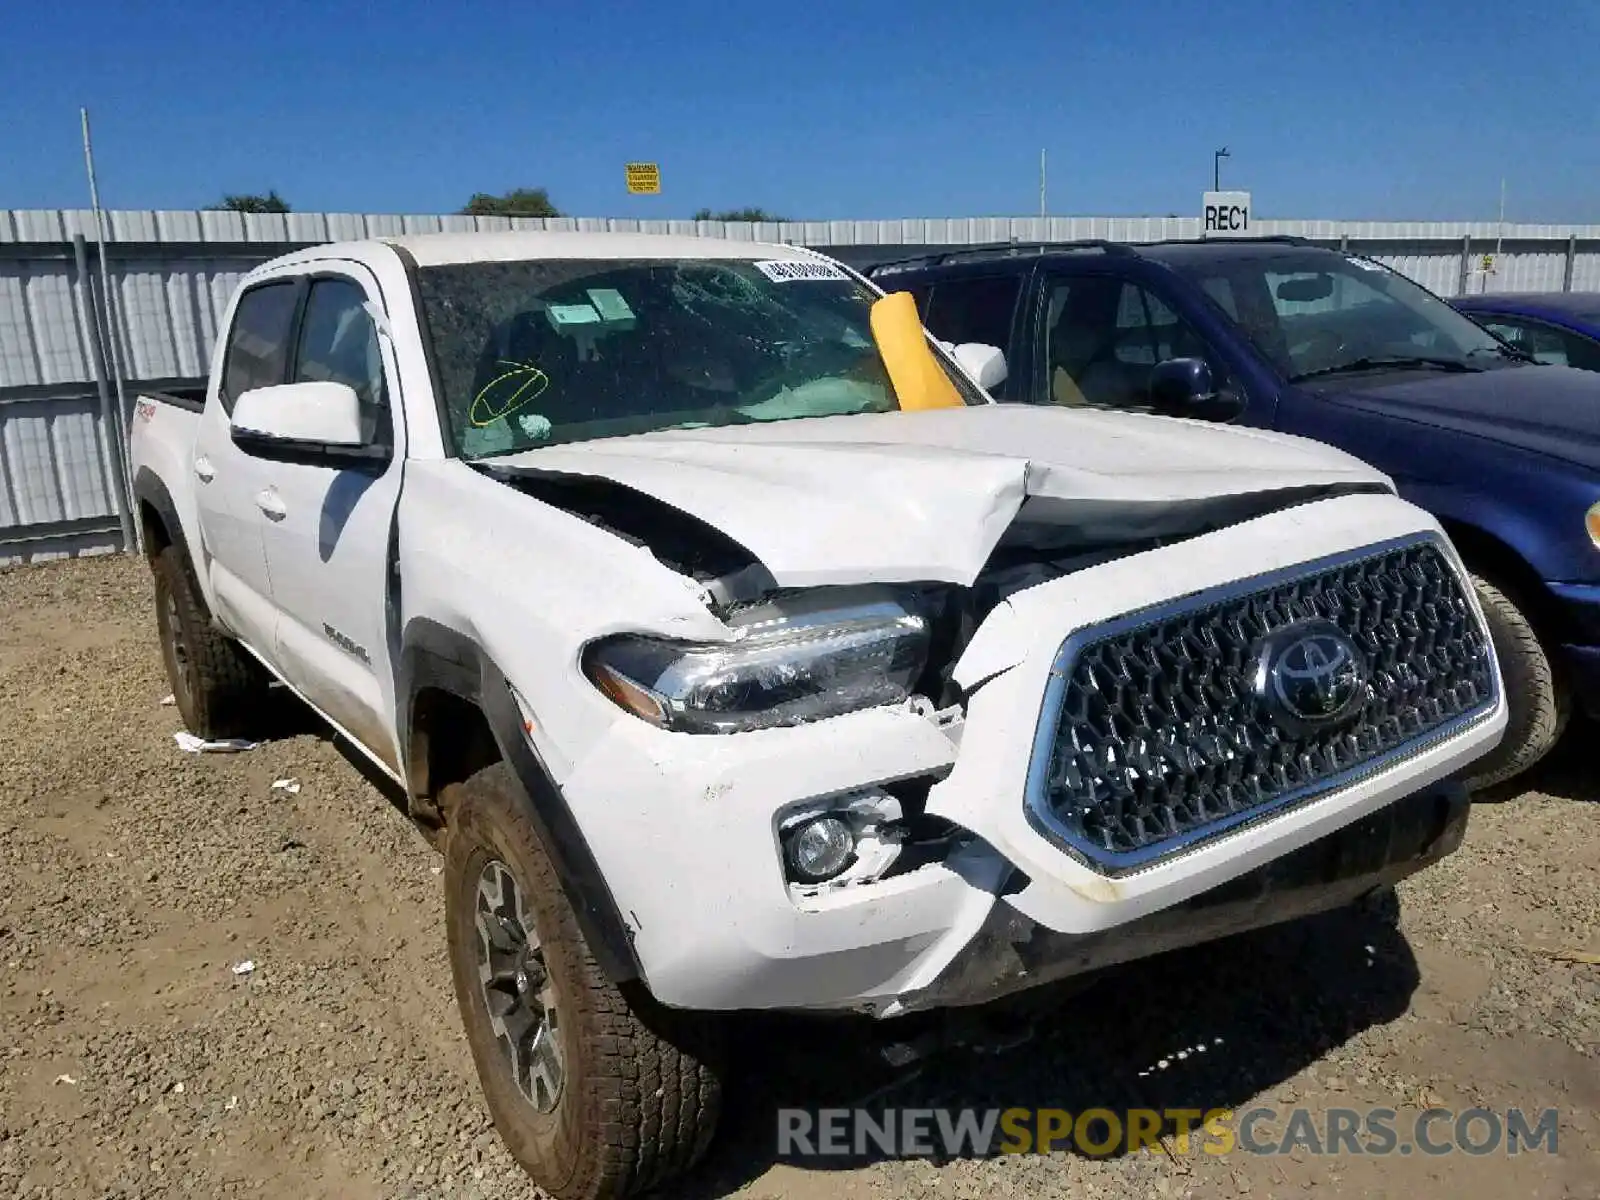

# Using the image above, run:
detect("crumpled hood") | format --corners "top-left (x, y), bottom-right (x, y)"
top-left (488, 404), bottom-right (1392, 587)
top-left (1319, 363), bottom-right (1600, 471)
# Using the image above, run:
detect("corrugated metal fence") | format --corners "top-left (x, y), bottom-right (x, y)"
top-left (4, 209), bottom-right (1600, 563)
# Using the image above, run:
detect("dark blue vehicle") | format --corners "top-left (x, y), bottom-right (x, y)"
top-left (869, 238), bottom-right (1600, 790)
top-left (1451, 291), bottom-right (1600, 373)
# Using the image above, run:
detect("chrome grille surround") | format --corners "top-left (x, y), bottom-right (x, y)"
top-left (1023, 534), bottom-right (1498, 875)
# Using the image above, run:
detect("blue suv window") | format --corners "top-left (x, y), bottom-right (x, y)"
top-left (1045, 276), bottom-right (1220, 410)
top-left (1478, 314), bottom-right (1600, 371)
top-left (921, 275), bottom-right (1022, 354)
top-left (1168, 251), bottom-right (1506, 381)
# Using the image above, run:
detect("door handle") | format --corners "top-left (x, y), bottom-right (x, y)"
top-left (194, 456), bottom-right (216, 484)
top-left (254, 489), bottom-right (288, 522)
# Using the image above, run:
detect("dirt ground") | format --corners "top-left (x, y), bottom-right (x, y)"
top-left (0, 554), bottom-right (1595, 1200)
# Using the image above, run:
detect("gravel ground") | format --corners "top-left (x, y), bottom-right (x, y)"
top-left (0, 554), bottom-right (1595, 1199)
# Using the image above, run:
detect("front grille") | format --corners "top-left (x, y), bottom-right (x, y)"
top-left (1027, 537), bottom-right (1496, 872)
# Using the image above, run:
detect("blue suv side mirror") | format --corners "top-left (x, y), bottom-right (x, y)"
top-left (1149, 357), bottom-right (1244, 420)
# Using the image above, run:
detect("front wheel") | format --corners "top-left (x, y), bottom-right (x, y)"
top-left (443, 763), bottom-right (722, 1199)
top-left (1463, 574), bottom-right (1570, 793)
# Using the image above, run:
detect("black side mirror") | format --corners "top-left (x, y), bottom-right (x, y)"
top-left (1148, 357), bottom-right (1246, 421)
top-left (1149, 357), bottom-right (1215, 407)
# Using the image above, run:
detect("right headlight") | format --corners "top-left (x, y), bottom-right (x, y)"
top-left (1586, 500), bottom-right (1600, 551)
top-left (583, 589), bottom-right (930, 734)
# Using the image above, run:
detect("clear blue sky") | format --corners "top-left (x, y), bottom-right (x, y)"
top-left (3, 0), bottom-right (1596, 222)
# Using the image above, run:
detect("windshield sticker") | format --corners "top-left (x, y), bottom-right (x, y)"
top-left (1347, 256), bottom-right (1387, 273)
top-left (753, 259), bottom-right (851, 283)
top-left (470, 359), bottom-right (550, 428)
top-left (545, 302), bottom-right (601, 329)
top-left (586, 288), bottom-right (636, 327)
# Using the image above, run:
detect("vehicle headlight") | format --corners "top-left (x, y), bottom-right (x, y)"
top-left (583, 589), bottom-right (930, 733)
top-left (1587, 500), bottom-right (1600, 551)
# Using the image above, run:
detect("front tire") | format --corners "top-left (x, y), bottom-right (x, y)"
top-left (443, 763), bottom-right (722, 1199)
top-left (151, 543), bottom-right (266, 740)
top-left (1463, 574), bottom-right (1570, 793)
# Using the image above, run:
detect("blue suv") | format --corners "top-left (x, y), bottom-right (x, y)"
top-left (869, 237), bottom-right (1600, 791)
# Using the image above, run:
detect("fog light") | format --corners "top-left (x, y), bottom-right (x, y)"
top-left (784, 815), bottom-right (857, 882)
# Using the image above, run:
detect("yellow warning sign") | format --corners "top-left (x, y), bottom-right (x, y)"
top-left (625, 163), bottom-right (661, 195)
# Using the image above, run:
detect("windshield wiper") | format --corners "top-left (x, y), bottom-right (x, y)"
top-left (1289, 355), bottom-right (1483, 382)
top-left (1469, 343), bottom-right (1539, 364)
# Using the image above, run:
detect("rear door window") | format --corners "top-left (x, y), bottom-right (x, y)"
top-left (922, 275), bottom-right (1022, 351)
top-left (919, 275), bottom-right (1022, 397)
top-left (220, 282), bottom-right (299, 414)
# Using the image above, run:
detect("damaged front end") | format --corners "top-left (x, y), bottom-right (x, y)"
top-left (470, 427), bottom-right (1503, 1018)
top-left (483, 457), bottom-right (1393, 907)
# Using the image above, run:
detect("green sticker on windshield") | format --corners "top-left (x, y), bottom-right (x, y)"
top-left (546, 303), bottom-right (601, 329)
top-left (586, 288), bottom-right (636, 325)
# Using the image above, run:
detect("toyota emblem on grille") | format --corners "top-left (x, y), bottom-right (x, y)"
top-left (1252, 620), bottom-right (1368, 733)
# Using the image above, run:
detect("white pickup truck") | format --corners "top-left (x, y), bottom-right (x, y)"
top-left (130, 231), bottom-right (1504, 1199)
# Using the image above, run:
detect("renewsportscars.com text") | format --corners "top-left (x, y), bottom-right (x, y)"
top-left (777, 1106), bottom-right (1560, 1159)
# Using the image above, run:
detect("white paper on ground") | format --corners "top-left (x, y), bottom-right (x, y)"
top-left (173, 732), bottom-right (260, 754)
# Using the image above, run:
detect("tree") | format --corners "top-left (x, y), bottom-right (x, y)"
top-left (461, 188), bottom-right (562, 218)
top-left (693, 207), bottom-right (789, 223)
top-left (208, 191), bottom-right (291, 213)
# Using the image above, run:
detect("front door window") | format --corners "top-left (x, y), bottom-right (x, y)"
top-left (1042, 276), bottom-right (1225, 411)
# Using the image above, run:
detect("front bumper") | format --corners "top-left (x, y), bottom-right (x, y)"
top-left (895, 778), bottom-right (1469, 1013)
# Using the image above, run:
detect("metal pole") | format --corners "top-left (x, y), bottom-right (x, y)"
top-left (1458, 235), bottom-right (1472, 297)
top-left (1563, 234), bottom-right (1577, 292)
top-left (1492, 177), bottom-right (1505, 289)
top-left (74, 233), bottom-right (135, 553)
top-left (1495, 177), bottom-right (1506, 261)
top-left (81, 106), bottom-right (138, 552)
top-left (1039, 148), bottom-right (1046, 220)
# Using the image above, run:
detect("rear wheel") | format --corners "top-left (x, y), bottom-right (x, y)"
top-left (1463, 573), bottom-right (1570, 793)
top-left (443, 763), bottom-right (722, 1199)
top-left (151, 544), bottom-right (266, 740)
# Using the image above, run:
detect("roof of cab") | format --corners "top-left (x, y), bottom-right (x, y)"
top-left (246, 231), bottom-right (837, 277)
top-left (384, 230), bottom-right (825, 267)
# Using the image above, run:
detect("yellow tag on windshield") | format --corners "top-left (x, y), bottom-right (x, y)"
top-left (870, 292), bottom-right (965, 412)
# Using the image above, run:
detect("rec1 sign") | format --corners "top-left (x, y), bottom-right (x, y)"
top-left (1203, 191), bottom-right (1251, 237)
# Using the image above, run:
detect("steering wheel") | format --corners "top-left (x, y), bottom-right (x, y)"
top-left (1294, 327), bottom-right (1349, 371)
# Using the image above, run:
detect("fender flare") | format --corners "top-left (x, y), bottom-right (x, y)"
top-left (133, 466), bottom-right (187, 562)
top-left (397, 618), bottom-right (642, 984)
top-left (132, 466), bottom-right (212, 610)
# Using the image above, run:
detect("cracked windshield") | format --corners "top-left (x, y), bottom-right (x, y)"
top-left (416, 257), bottom-right (977, 456)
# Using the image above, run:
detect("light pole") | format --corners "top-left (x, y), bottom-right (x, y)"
top-left (1213, 146), bottom-right (1230, 191)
